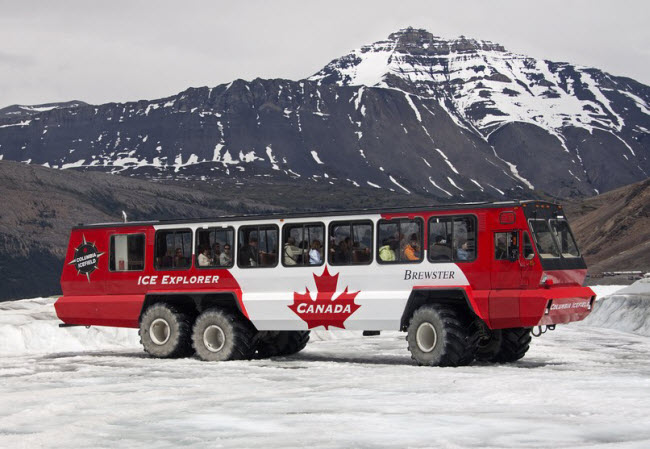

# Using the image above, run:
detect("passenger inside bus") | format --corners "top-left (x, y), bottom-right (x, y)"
top-left (404, 233), bottom-right (420, 261)
top-left (198, 246), bottom-right (211, 266)
top-left (332, 238), bottom-right (352, 264)
top-left (379, 238), bottom-right (396, 261)
top-left (309, 240), bottom-right (322, 265)
top-left (212, 243), bottom-right (221, 264)
top-left (220, 244), bottom-right (232, 266)
top-left (240, 237), bottom-right (259, 267)
top-left (430, 235), bottom-right (452, 261)
top-left (283, 237), bottom-right (304, 266)
top-left (456, 238), bottom-right (470, 260)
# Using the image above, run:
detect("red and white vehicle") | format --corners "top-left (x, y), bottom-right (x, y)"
top-left (56, 201), bottom-right (595, 366)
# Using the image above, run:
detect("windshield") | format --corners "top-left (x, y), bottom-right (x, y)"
top-left (529, 220), bottom-right (561, 258)
top-left (549, 219), bottom-right (580, 258)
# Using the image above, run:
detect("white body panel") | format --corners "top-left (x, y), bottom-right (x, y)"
top-left (155, 214), bottom-right (470, 331)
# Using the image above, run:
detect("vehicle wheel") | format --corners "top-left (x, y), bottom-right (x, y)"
top-left (406, 304), bottom-right (477, 367)
top-left (475, 329), bottom-right (503, 362)
top-left (476, 327), bottom-right (532, 363)
top-left (140, 303), bottom-right (194, 358)
top-left (192, 308), bottom-right (255, 361)
top-left (255, 331), bottom-right (310, 358)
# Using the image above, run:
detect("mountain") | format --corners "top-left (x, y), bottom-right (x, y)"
top-left (565, 177), bottom-right (650, 274)
top-left (0, 28), bottom-right (648, 200)
top-left (0, 101), bottom-right (88, 119)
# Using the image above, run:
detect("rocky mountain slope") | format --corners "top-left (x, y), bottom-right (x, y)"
top-left (565, 177), bottom-right (650, 273)
top-left (0, 28), bottom-right (648, 200)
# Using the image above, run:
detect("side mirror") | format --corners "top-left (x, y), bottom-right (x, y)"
top-left (508, 246), bottom-right (519, 262)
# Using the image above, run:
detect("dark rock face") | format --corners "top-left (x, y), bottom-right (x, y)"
top-left (0, 27), bottom-right (648, 201)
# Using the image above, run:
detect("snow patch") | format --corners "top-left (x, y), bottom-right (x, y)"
top-left (310, 151), bottom-right (324, 165)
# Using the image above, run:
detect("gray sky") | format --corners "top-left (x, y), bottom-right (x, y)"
top-left (1, 0), bottom-right (649, 108)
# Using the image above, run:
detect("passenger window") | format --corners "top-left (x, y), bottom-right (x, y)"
top-left (110, 234), bottom-right (145, 271)
top-left (494, 231), bottom-right (518, 260)
top-left (238, 225), bottom-right (278, 268)
top-left (377, 218), bottom-right (423, 263)
top-left (195, 227), bottom-right (234, 268)
top-left (523, 232), bottom-right (535, 260)
top-left (428, 215), bottom-right (476, 262)
top-left (453, 216), bottom-right (476, 261)
top-left (155, 229), bottom-right (192, 269)
top-left (329, 221), bottom-right (372, 265)
top-left (282, 223), bottom-right (325, 267)
top-left (428, 217), bottom-right (453, 261)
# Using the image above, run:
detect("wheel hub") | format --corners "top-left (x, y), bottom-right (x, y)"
top-left (150, 318), bottom-right (171, 345)
top-left (416, 322), bottom-right (437, 353)
top-left (203, 325), bottom-right (226, 352)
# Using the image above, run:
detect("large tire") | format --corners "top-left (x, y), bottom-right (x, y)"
top-left (192, 308), bottom-right (255, 361)
top-left (406, 304), bottom-right (477, 367)
top-left (139, 303), bottom-right (194, 358)
top-left (255, 331), bottom-right (310, 358)
top-left (476, 327), bottom-right (532, 363)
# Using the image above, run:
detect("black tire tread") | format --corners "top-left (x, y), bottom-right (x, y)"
top-left (140, 303), bottom-right (194, 358)
top-left (255, 331), bottom-right (310, 358)
top-left (492, 327), bottom-right (532, 363)
top-left (407, 304), bottom-right (478, 367)
top-left (192, 308), bottom-right (256, 361)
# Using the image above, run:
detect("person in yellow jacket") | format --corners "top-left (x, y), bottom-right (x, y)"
top-left (378, 238), bottom-right (396, 262)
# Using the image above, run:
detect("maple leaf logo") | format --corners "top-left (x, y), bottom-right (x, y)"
top-left (288, 266), bottom-right (361, 330)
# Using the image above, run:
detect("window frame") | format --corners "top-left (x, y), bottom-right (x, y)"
top-left (328, 219), bottom-right (374, 266)
top-left (376, 217), bottom-right (424, 265)
top-left (427, 214), bottom-right (478, 263)
top-left (109, 233), bottom-right (146, 272)
top-left (154, 228), bottom-right (194, 271)
top-left (281, 221), bottom-right (325, 268)
top-left (195, 226), bottom-right (235, 269)
top-left (237, 224), bottom-right (280, 269)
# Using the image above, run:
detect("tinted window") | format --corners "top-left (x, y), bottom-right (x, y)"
top-left (428, 215), bottom-right (477, 262)
top-left (494, 231), bottom-right (518, 260)
top-left (238, 225), bottom-right (278, 268)
top-left (549, 220), bottom-right (580, 258)
top-left (529, 220), bottom-right (560, 258)
top-left (329, 221), bottom-right (372, 265)
top-left (196, 227), bottom-right (234, 268)
top-left (155, 230), bottom-right (192, 269)
top-left (282, 223), bottom-right (325, 267)
top-left (377, 218), bottom-right (423, 263)
top-left (523, 232), bottom-right (535, 260)
top-left (110, 234), bottom-right (145, 271)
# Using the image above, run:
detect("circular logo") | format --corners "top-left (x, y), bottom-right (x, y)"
top-left (67, 235), bottom-right (105, 281)
top-left (72, 243), bottom-right (100, 274)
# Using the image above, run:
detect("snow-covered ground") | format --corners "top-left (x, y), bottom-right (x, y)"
top-left (1, 284), bottom-right (649, 448)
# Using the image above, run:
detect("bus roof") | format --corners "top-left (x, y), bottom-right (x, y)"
top-left (73, 199), bottom-right (558, 230)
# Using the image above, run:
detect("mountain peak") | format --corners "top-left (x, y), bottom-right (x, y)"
top-left (386, 27), bottom-right (506, 54)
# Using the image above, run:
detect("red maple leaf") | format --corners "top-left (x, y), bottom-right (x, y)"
top-left (288, 266), bottom-right (361, 330)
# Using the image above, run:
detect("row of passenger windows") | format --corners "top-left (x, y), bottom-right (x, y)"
top-left (109, 216), bottom-right (478, 272)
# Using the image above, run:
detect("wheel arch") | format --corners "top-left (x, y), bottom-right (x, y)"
top-left (139, 291), bottom-right (249, 324)
top-left (400, 287), bottom-right (485, 331)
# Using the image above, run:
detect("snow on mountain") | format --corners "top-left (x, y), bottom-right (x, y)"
top-left (311, 28), bottom-right (640, 139)
top-left (0, 28), bottom-right (648, 199)
top-left (0, 101), bottom-right (88, 119)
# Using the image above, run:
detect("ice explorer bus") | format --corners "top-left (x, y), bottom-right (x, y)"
top-left (56, 201), bottom-right (595, 366)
